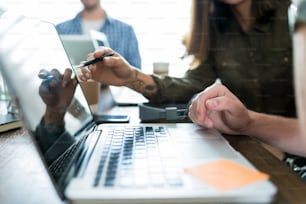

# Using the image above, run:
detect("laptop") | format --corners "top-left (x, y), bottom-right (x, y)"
top-left (60, 33), bottom-right (147, 105)
top-left (89, 29), bottom-right (148, 105)
top-left (0, 11), bottom-right (276, 203)
top-left (59, 34), bottom-right (96, 66)
top-left (89, 29), bottom-right (110, 50)
top-left (109, 85), bottom-right (149, 105)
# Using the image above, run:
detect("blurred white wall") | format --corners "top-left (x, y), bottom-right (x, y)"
top-left (1, 0), bottom-right (191, 75)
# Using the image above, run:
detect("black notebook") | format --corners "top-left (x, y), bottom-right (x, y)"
top-left (0, 101), bottom-right (22, 133)
top-left (0, 112), bottom-right (22, 133)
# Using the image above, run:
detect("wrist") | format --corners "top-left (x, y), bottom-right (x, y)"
top-left (130, 69), bottom-right (139, 82)
top-left (44, 107), bottom-right (65, 126)
top-left (239, 110), bottom-right (257, 136)
top-left (127, 68), bottom-right (138, 85)
top-left (39, 117), bottom-right (65, 135)
top-left (125, 68), bottom-right (158, 97)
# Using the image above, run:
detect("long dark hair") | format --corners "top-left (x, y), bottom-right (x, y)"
top-left (186, 0), bottom-right (276, 64)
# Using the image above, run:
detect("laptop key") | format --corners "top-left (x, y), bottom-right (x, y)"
top-left (93, 126), bottom-right (183, 189)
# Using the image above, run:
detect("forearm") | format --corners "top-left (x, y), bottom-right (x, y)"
top-left (44, 107), bottom-right (65, 126)
top-left (243, 111), bottom-right (305, 156)
top-left (126, 69), bottom-right (159, 99)
top-left (126, 69), bottom-right (214, 104)
top-left (35, 108), bottom-right (74, 165)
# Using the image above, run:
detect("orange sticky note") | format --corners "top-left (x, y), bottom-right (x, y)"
top-left (184, 159), bottom-right (269, 191)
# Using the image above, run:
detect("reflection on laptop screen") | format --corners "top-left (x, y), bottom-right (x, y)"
top-left (0, 11), bottom-right (93, 197)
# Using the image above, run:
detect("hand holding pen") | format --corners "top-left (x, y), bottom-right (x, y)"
top-left (78, 48), bottom-right (136, 87)
top-left (75, 52), bottom-right (115, 69)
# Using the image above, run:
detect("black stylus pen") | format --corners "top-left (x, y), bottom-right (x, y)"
top-left (75, 52), bottom-right (114, 68)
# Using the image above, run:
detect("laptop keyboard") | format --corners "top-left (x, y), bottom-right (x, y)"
top-left (49, 135), bottom-right (87, 181)
top-left (93, 126), bottom-right (183, 188)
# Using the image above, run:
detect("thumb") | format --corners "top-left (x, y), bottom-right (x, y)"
top-left (206, 98), bottom-right (221, 110)
top-left (206, 96), bottom-right (245, 116)
top-left (206, 96), bottom-right (231, 112)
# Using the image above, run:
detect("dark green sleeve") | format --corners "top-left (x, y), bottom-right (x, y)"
top-left (149, 59), bottom-right (217, 104)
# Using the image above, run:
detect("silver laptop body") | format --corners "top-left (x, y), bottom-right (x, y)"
top-left (0, 11), bottom-right (276, 204)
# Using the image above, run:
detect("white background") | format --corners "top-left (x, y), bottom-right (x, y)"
top-left (1, 0), bottom-right (192, 75)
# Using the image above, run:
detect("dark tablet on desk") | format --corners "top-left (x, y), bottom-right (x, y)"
top-left (93, 114), bottom-right (130, 123)
top-left (139, 103), bottom-right (188, 122)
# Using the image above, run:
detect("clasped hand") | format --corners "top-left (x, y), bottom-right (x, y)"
top-left (188, 83), bottom-right (251, 135)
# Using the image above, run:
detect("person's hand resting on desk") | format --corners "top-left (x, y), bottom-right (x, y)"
top-left (188, 83), bottom-right (305, 157)
top-left (188, 83), bottom-right (251, 135)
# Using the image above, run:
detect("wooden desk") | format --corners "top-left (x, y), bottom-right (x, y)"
top-left (224, 134), bottom-right (306, 203)
top-left (0, 129), bottom-right (64, 204)
top-left (0, 106), bottom-right (306, 204)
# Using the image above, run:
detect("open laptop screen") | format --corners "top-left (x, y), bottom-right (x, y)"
top-left (59, 35), bottom-right (96, 66)
top-left (0, 10), bottom-right (93, 134)
top-left (0, 11), bottom-right (94, 196)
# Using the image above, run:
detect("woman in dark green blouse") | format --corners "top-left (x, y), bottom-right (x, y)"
top-left (188, 0), bottom-right (306, 162)
top-left (79, 0), bottom-right (295, 117)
